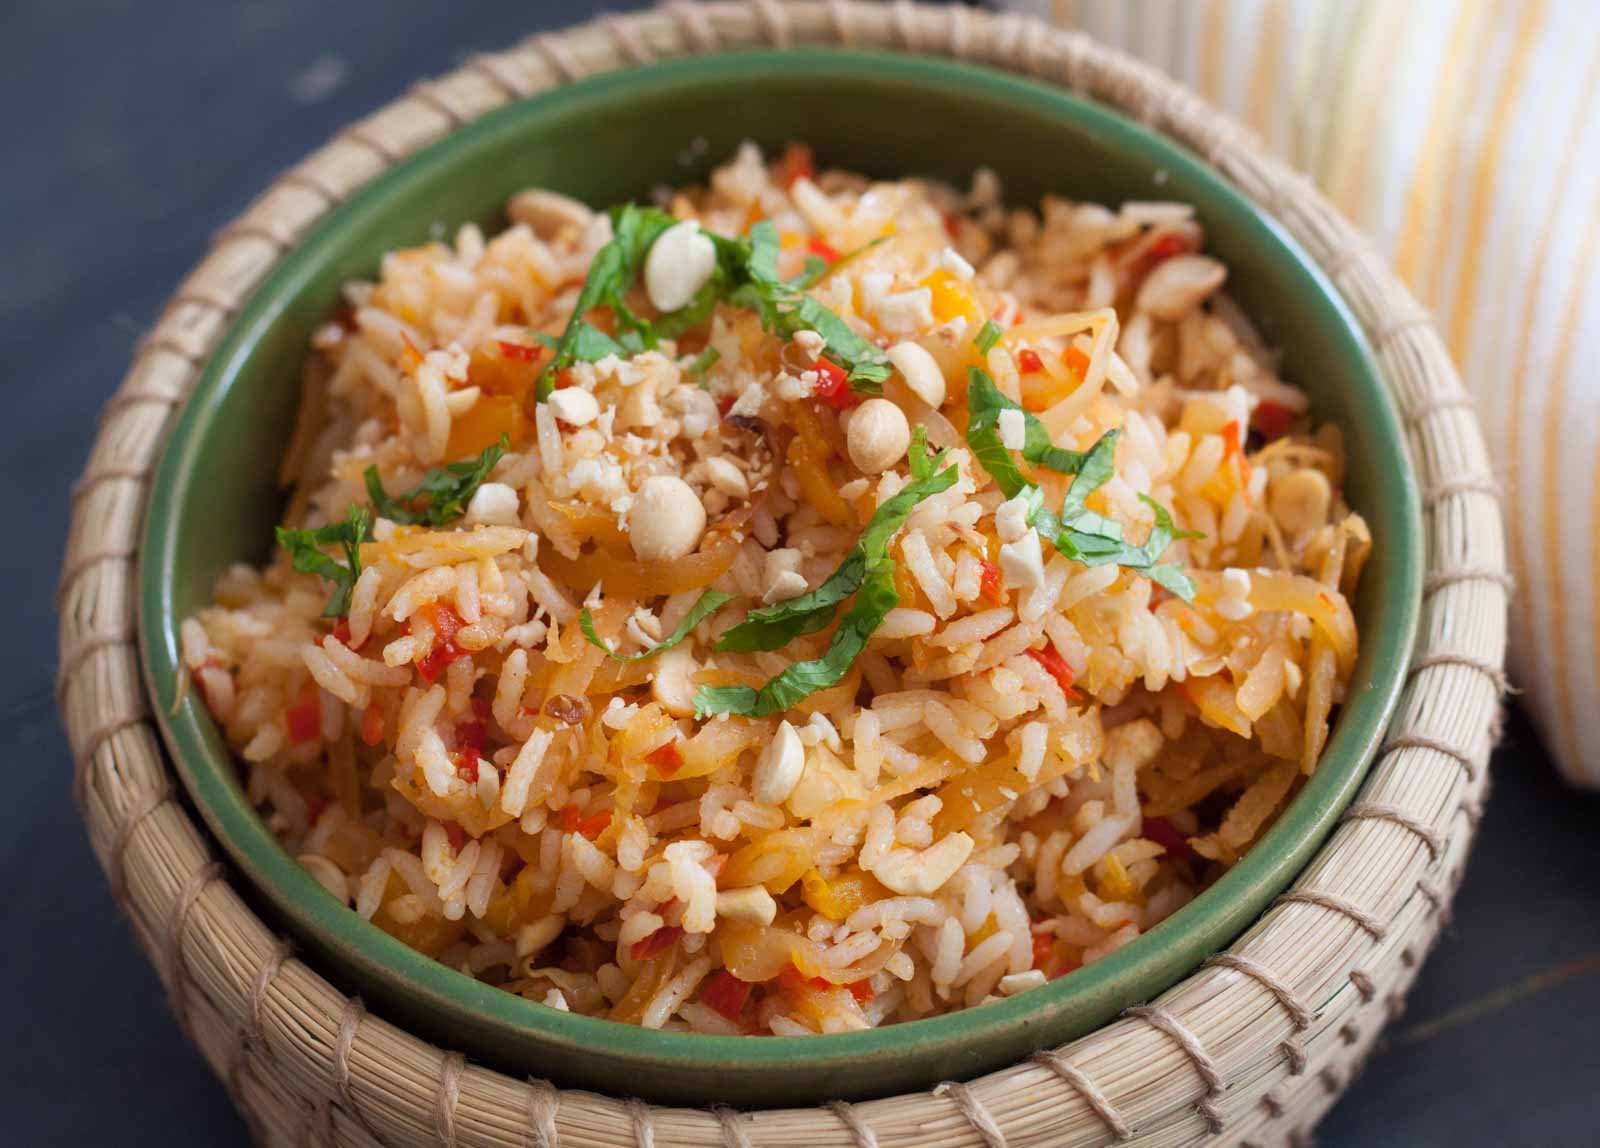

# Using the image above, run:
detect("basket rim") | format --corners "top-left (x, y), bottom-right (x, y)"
top-left (135, 44), bottom-right (1423, 1097)
top-left (57, 4), bottom-right (1507, 1144)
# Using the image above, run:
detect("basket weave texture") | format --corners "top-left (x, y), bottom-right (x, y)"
top-left (56, 3), bottom-right (1508, 1145)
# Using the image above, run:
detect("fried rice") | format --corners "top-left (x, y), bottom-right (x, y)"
top-left (184, 142), bottom-right (1369, 1034)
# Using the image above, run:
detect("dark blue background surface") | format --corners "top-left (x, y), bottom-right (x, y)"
top-left (5, 3), bottom-right (1597, 1144)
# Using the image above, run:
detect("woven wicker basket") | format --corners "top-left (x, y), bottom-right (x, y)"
top-left (57, 3), bottom-right (1508, 1144)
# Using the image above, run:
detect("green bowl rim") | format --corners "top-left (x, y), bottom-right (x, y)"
top-left (139, 47), bottom-right (1422, 1087)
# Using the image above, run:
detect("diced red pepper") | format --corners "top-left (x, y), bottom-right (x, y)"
top-left (414, 603), bottom-right (469, 684)
top-left (553, 368), bottom-right (577, 390)
top-left (1121, 231), bottom-right (1196, 286)
top-left (1026, 646), bottom-right (1081, 700)
top-left (496, 339), bottom-right (540, 362)
top-left (630, 924), bottom-right (683, 961)
top-left (1146, 232), bottom-right (1192, 264)
top-left (444, 822), bottom-right (467, 852)
top-left (1031, 931), bottom-right (1054, 971)
top-left (811, 358), bottom-right (859, 410)
top-left (700, 970), bottom-right (755, 1022)
top-left (776, 142), bottom-right (815, 189)
top-left (286, 684), bottom-right (321, 744)
top-left (847, 979), bottom-right (875, 1006)
top-left (416, 647), bottom-right (453, 684)
top-left (978, 558), bottom-right (1006, 606)
top-left (1017, 348), bottom-right (1044, 374)
top-left (1142, 816), bottom-right (1196, 862)
top-left (305, 795), bottom-right (330, 825)
top-left (456, 717), bottom-right (488, 755)
top-left (807, 236), bottom-right (840, 264)
top-left (455, 746), bottom-right (481, 784)
top-left (331, 619), bottom-right (368, 651)
top-left (646, 739), bottom-right (685, 778)
top-left (359, 704), bottom-right (386, 747)
top-left (559, 805), bottom-right (612, 841)
top-left (1253, 400), bottom-right (1296, 442)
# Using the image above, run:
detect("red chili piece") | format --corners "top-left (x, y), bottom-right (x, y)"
top-left (811, 359), bottom-right (859, 410)
top-left (1026, 646), bottom-right (1080, 700)
top-left (1148, 233), bottom-right (1191, 263)
top-left (630, 924), bottom-right (684, 961)
top-left (978, 558), bottom-right (1006, 605)
top-left (1031, 931), bottom-right (1054, 971)
top-left (699, 971), bottom-right (754, 1021)
top-left (415, 603), bottom-right (469, 684)
top-left (1142, 816), bottom-right (1196, 862)
top-left (559, 805), bottom-right (612, 841)
top-left (807, 236), bottom-right (840, 264)
top-left (496, 340), bottom-right (540, 362)
top-left (286, 684), bottom-right (321, 744)
top-left (646, 739), bottom-right (685, 778)
top-left (1253, 400), bottom-right (1296, 442)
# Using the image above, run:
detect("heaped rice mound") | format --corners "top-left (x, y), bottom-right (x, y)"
top-left (186, 143), bottom-right (1368, 1034)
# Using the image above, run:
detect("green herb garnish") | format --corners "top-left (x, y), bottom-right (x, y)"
top-left (714, 428), bottom-right (954, 653)
top-left (789, 254), bottom-right (830, 289)
top-left (966, 367), bottom-right (1098, 495)
top-left (974, 319), bottom-right (1004, 355)
top-left (533, 205), bottom-right (681, 399)
top-left (535, 207), bottom-right (891, 402)
top-left (696, 429), bottom-right (956, 717)
top-left (694, 565), bottom-right (899, 720)
top-left (687, 345), bottom-right (722, 381)
top-left (275, 504), bottom-right (372, 617)
top-left (363, 434), bottom-right (509, 527)
top-left (723, 221), bottom-right (890, 389)
top-left (579, 589), bottom-right (735, 662)
top-left (964, 368), bottom-right (1200, 601)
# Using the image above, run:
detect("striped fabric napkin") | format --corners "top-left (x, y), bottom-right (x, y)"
top-left (1000, 0), bottom-right (1598, 787)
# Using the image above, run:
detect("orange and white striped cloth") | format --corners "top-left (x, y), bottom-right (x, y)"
top-left (1002, 0), bottom-right (1600, 787)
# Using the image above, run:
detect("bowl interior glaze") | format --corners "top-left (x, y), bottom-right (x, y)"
top-left (141, 49), bottom-right (1420, 1107)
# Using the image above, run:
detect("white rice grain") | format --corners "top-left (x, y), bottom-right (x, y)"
top-left (356, 855), bottom-right (392, 919)
top-left (500, 729), bottom-right (554, 817)
top-left (641, 956), bottom-right (712, 1030)
top-left (299, 854), bottom-right (350, 903)
top-left (1062, 815), bottom-right (1132, 876)
top-left (900, 531), bottom-right (957, 617)
top-left (928, 606), bottom-right (1013, 649)
top-left (924, 700), bottom-right (986, 763)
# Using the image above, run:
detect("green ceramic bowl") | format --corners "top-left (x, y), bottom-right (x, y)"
top-left (140, 49), bottom-right (1421, 1108)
